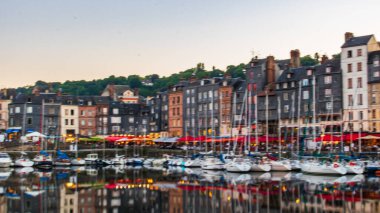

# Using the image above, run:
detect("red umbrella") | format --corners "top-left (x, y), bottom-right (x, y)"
top-left (314, 134), bottom-right (342, 142)
top-left (177, 136), bottom-right (195, 142)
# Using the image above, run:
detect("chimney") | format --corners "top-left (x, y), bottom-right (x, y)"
top-left (345, 32), bottom-right (354, 42)
top-left (108, 84), bottom-right (116, 100)
top-left (290, 49), bottom-right (300, 68)
top-left (266, 56), bottom-right (275, 84)
top-left (57, 88), bottom-right (62, 96)
top-left (321, 55), bottom-right (329, 64)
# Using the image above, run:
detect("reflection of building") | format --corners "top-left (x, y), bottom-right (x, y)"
top-left (0, 195), bottom-right (7, 213)
top-left (60, 185), bottom-right (78, 213)
top-left (77, 188), bottom-right (96, 213)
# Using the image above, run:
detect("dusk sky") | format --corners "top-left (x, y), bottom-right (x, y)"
top-left (1, 0), bottom-right (379, 88)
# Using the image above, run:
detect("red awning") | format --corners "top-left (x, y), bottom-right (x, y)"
top-left (343, 133), bottom-right (368, 142)
top-left (177, 136), bottom-right (195, 142)
top-left (315, 134), bottom-right (342, 142)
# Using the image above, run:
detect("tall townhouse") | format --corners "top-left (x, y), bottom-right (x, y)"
top-left (60, 96), bottom-right (79, 137)
top-left (182, 76), bottom-right (199, 137)
top-left (246, 54), bottom-right (289, 136)
top-left (93, 96), bottom-right (110, 135)
top-left (341, 32), bottom-right (380, 132)
top-left (196, 78), bottom-right (222, 137)
top-left (8, 92), bottom-right (61, 138)
top-left (168, 83), bottom-right (185, 137)
top-left (108, 101), bottom-right (123, 133)
top-left (78, 96), bottom-right (97, 136)
top-left (276, 58), bottom-right (343, 138)
top-left (219, 77), bottom-right (245, 137)
top-left (368, 50), bottom-right (380, 132)
top-left (0, 89), bottom-right (14, 131)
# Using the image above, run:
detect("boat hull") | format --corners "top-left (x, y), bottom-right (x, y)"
top-left (301, 163), bottom-right (347, 175)
top-left (251, 164), bottom-right (271, 172)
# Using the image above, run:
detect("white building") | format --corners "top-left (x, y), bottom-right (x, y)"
top-left (0, 99), bottom-right (11, 130)
top-left (60, 104), bottom-right (79, 137)
top-left (341, 32), bottom-right (380, 132)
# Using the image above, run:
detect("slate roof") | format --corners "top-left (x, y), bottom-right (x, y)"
top-left (341, 35), bottom-right (373, 48)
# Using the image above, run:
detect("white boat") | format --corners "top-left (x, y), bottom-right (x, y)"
top-left (71, 158), bottom-right (86, 166)
top-left (109, 155), bottom-right (127, 165)
top-left (225, 158), bottom-right (251, 173)
top-left (0, 153), bottom-right (12, 168)
top-left (345, 161), bottom-right (365, 174)
top-left (152, 158), bottom-right (168, 166)
top-left (143, 158), bottom-right (154, 166)
top-left (184, 158), bottom-right (202, 167)
top-left (14, 154), bottom-right (34, 167)
top-left (301, 160), bottom-right (347, 175)
top-left (201, 157), bottom-right (225, 170)
top-left (290, 160), bottom-right (301, 170)
top-left (54, 158), bottom-right (71, 166)
top-left (270, 160), bottom-right (292, 171)
top-left (84, 153), bottom-right (99, 164)
top-left (250, 158), bottom-right (271, 172)
top-left (33, 151), bottom-right (53, 169)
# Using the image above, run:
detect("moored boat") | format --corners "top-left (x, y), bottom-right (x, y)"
top-left (33, 151), bottom-right (53, 169)
top-left (301, 160), bottom-right (347, 175)
top-left (0, 153), bottom-right (12, 168)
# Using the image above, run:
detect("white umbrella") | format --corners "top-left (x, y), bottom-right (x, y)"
top-left (25, 132), bottom-right (46, 138)
top-left (358, 135), bottom-right (380, 140)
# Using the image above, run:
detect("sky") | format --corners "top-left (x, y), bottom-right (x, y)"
top-left (1, 0), bottom-right (380, 88)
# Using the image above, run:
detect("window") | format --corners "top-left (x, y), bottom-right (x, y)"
top-left (0, 104), bottom-right (1, 110)
top-left (65, 119), bottom-right (68, 125)
top-left (10, 108), bottom-right (13, 114)
top-left (48, 108), bottom-right (55, 115)
top-left (283, 93), bottom-right (288, 100)
top-left (198, 105), bottom-right (202, 112)
top-left (303, 91), bottom-right (309, 99)
top-left (348, 63), bottom-right (352, 72)
top-left (287, 74), bottom-right (291, 78)
top-left (326, 67), bottom-right (332, 73)
top-left (291, 82), bottom-right (295, 87)
top-left (348, 95), bottom-right (353, 106)
top-left (27, 107), bottom-right (33, 113)
top-left (359, 111), bottom-right (364, 120)
top-left (70, 109), bottom-right (74, 116)
top-left (27, 118), bottom-right (32, 125)
top-left (357, 49), bottom-right (362, 57)
top-left (113, 108), bottom-right (119, 115)
top-left (326, 102), bottom-right (332, 110)
top-left (357, 62), bottom-right (362, 71)
top-left (81, 120), bottom-right (85, 126)
top-left (374, 71), bottom-right (380, 77)
top-left (102, 107), bottom-right (107, 114)
top-left (348, 112), bottom-right (353, 120)
top-left (88, 120), bottom-right (93, 126)
top-left (304, 104), bottom-right (309, 112)
top-left (357, 77), bottom-right (362, 88)
top-left (203, 92), bottom-right (207, 99)
top-left (129, 117), bottom-right (134, 123)
top-left (284, 105), bottom-right (289, 113)
top-left (70, 119), bottom-right (74, 125)
top-left (198, 93), bottom-right (202, 100)
top-left (208, 91), bottom-right (213, 98)
top-left (81, 110), bottom-right (85, 116)
top-left (348, 78), bottom-right (353, 89)
top-left (324, 76), bottom-right (332, 84)
top-left (15, 107), bottom-right (20, 113)
top-left (358, 94), bottom-right (363, 105)
top-left (111, 117), bottom-right (121, 123)
top-left (214, 90), bottom-right (218, 98)
top-left (325, 89), bottom-right (332, 96)
top-left (372, 94), bottom-right (376, 104)
top-left (302, 79), bottom-right (308, 86)
top-left (373, 109), bottom-right (376, 119)
top-left (307, 69), bottom-right (313, 76)
top-left (186, 90), bottom-right (190, 95)
top-left (186, 97), bottom-right (190, 104)
top-left (347, 50), bottom-right (352, 58)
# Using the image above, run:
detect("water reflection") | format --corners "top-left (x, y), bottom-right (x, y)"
top-left (0, 166), bottom-right (379, 213)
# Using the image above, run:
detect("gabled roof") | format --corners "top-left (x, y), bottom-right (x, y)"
top-left (341, 35), bottom-right (373, 48)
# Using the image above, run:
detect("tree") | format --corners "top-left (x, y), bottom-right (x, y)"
top-left (127, 75), bottom-right (142, 88)
top-left (300, 55), bottom-right (319, 66)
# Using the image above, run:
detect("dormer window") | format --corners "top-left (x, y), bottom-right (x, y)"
top-left (326, 67), bottom-right (332, 73)
top-left (287, 74), bottom-right (292, 78)
top-left (307, 69), bottom-right (313, 76)
top-left (67, 100), bottom-right (73, 105)
top-left (282, 83), bottom-right (288, 89)
top-left (27, 98), bottom-right (32, 103)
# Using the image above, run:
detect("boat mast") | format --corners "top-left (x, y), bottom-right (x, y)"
top-left (277, 96), bottom-right (282, 159)
top-left (265, 90), bottom-right (269, 153)
top-left (312, 75), bottom-right (317, 146)
top-left (297, 81), bottom-right (302, 156)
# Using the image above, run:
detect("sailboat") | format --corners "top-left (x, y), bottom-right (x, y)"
top-left (70, 136), bottom-right (85, 166)
top-left (14, 153), bottom-right (34, 167)
top-left (53, 150), bottom-right (71, 166)
top-left (225, 157), bottom-right (251, 172)
top-left (300, 158), bottom-right (347, 175)
top-left (201, 156), bottom-right (225, 170)
top-left (33, 150), bottom-right (53, 169)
